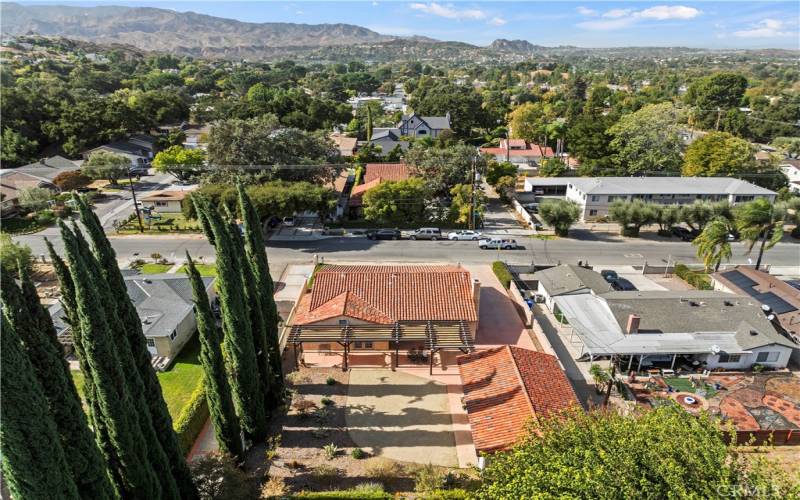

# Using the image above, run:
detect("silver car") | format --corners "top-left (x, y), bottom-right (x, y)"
top-left (448, 230), bottom-right (483, 241)
top-left (409, 228), bottom-right (442, 240)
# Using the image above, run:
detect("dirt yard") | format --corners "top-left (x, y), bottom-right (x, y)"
top-left (254, 366), bottom-right (474, 494)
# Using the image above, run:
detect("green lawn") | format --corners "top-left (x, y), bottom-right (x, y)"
top-left (663, 377), bottom-right (718, 398)
top-left (177, 263), bottom-right (217, 277)
top-left (138, 263), bottom-right (173, 274)
top-left (70, 335), bottom-right (203, 423)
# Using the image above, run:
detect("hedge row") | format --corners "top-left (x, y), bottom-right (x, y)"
top-left (174, 378), bottom-right (209, 456)
top-left (492, 261), bottom-right (513, 289)
top-left (674, 263), bottom-right (713, 290)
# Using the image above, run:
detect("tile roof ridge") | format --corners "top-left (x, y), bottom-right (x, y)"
top-left (505, 345), bottom-right (537, 420)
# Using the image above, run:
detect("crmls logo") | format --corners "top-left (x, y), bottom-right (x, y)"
top-left (716, 484), bottom-right (783, 498)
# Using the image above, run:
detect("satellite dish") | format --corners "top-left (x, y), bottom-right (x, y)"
top-left (710, 345), bottom-right (721, 355)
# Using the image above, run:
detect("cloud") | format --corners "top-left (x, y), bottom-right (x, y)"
top-left (602, 9), bottom-right (632, 19)
top-left (733, 19), bottom-right (795, 38)
top-left (578, 5), bottom-right (701, 30)
top-left (410, 2), bottom-right (487, 20)
top-left (489, 17), bottom-right (507, 26)
top-left (637, 5), bottom-right (700, 20)
top-left (576, 6), bottom-right (597, 16)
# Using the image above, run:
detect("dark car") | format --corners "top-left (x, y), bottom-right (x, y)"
top-left (611, 277), bottom-right (637, 291)
top-left (366, 228), bottom-right (401, 240)
top-left (671, 226), bottom-right (696, 241)
top-left (600, 270), bottom-right (618, 283)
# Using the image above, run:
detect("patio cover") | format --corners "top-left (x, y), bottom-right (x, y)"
top-left (553, 294), bottom-right (746, 356)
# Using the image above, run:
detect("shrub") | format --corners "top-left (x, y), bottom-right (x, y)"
top-left (538, 199), bottom-right (581, 237)
top-left (353, 482), bottom-right (384, 494)
top-left (287, 460), bottom-right (304, 470)
top-left (293, 398), bottom-right (317, 416)
top-left (791, 226), bottom-right (800, 239)
top-left (365, 458), bottom-right (402, 482)
top-left (310, 465), bottom-right (340, 487)
top-left (174, 379), bottom-right (209, 455)
top-left (321, 397), bottom-right (334, 406)
top-left (351, 447), bottom-right (366, 459)
top-left (294, 491), bottom-right (391, 499)
top-left (261, 476), bottom-right (287, 499)
top-left (36, 210), bottom-right (56, 226)
top-left (674, 263), bottom-right (712, 290)
top-left (325, 376), bottom-right (337, 386)
top-left (492, 261), bottom-right (512, 289)
top-left (265, 435), bottom-right (281, 462)
top-left (414, 463), bottom-right (444, 493)
top-left (323, 443), bottom-right (339, 460)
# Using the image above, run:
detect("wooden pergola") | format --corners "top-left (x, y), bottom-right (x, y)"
top-left (288, 320), bottom-right (475, 373)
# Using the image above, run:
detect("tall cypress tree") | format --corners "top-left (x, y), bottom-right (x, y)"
top-left (1, 266), bottom-right (115, 499)
top-left (186, 253), bottom-right (244, 458)
top-left (69, 220), bottom-right (181, 500)
top-left (47, 238), bottom-right (125, 494)
top-left (225, 206), bottom-right (272, 409)
top-left (238, 185), bottom-right (285, 402)
top-left (73, 195), bottom-right (198, 499)
top-left (196, 198), bottom-right (267, 441)
top-left (0, 313), bottom-right (80, 500)
top-left (59, 222), bottom-right (162, 498)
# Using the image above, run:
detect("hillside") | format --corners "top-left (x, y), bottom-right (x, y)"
top-left (1, 2), bottom-right (395, 56)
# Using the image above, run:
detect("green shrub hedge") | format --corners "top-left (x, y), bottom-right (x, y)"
top-left (492, 261), bottom-right (512, 289)
top-left (174, 379), bottom-right (208, 455)
top-left (674, 263), bottom-right (712, 290)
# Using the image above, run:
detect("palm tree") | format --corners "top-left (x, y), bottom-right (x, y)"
top-left (734, 198), bottom-right (785, 270)
top-left (692, 217), bottom-right (732, 272)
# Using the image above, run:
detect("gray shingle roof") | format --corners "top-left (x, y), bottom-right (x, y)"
top-left (533, 264), bottom-right (612, 296)
top-left (420, 116), bottom-right (451, 130)
top-left (50, 273), bottom-right (214, 339)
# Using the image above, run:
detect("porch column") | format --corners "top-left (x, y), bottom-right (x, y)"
top-left (637, 355), bottom-right (644, 372)
top-left (343, 342), bottom-right (349, 372)
top-left (627, 355), bottom-right (633, 371)
top-left (394, 342), bottom-right (399, 371)
top-left (671, 354), bottom-right (677, 370)
top-left (429, 348), bottom-right (435, 375)
top-left (293, 342), bottom-right (299, 368)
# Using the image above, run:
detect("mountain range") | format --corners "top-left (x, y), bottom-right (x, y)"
top-left (2, 3), bottom-right (795, 62)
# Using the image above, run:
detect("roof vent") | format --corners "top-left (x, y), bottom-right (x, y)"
top-left (750, 330), bottom-right (759, 336)
top-left (724, 300), bottom-right (734, 307)
top-left (689, 301), bottom-right (700, 307)
top-left (143, 279), bottom-right (152, 284)
top-left (761, 304), bottom-right (771, 312)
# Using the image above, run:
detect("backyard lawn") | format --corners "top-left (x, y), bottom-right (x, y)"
top-left (70, 335), bottom-right (203, 423)
top-left (663, 376), bottom-right (718, 397)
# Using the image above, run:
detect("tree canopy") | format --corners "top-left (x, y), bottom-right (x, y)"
top-left (683, 131), bottom-right (756, 177)
top-left (608, 102), bottom-right (684, 175)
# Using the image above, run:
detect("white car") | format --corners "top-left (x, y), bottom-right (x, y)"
top-left (478, 238), bottom-right (517, 250)
top-left (448, 230), bottom-right (483, 241)
top-left (282, 217), bottom-right (295, 227)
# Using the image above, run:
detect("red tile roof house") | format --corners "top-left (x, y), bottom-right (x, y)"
top-left (288, 265), bottom-right (479, 371)
top-left (457, 346), bottom-right (580, 453)
top-left (347, 163), bottom-right (410, 217)
top-left (479, 139), bottom-right (554, 172)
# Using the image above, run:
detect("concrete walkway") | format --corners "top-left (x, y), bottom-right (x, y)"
top-left (345, 369), bottom-right (459, 468)
top-left (465, 264), bottom-right (536, 349)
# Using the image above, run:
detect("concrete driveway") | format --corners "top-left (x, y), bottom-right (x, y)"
top-left (345, 370), bottom-right (459, 467)
top-left (467, 265), bottom-right (536, 349)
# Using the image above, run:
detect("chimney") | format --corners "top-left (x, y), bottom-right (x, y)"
top-left (626, 314), bottom-right (640, 335)
top-left (472, 278), bottom-right (481, 317)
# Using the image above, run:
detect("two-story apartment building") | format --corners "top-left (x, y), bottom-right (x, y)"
top-left (522, 177), bottom-right (776, 221)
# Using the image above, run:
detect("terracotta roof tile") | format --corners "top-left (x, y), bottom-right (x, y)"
top-left (364, 163), bottom-right (410, 183)
top-left (458, 346), bottom-right (579, 452)
top-left (293, 265), bottom-right (477, 325)
top-left (348, 178), bottom-right (382, 207)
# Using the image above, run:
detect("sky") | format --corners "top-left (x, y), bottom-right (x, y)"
top-left (18, 1), bottom-right (800, 49)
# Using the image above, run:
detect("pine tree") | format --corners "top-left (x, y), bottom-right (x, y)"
top-left (196, 198), bottom-right (267, 441)
top-left (238, 185), bottom-right (285, 404)
top-left (59, 221), bottom-right (162, 498)
top-left (225, 206), bottom-right (272, 408)
top-left (73, 195), bottom-right (198, 499)
top-left (186, 253), bottom-right (244, 458)
top-left (47, 238), bottom-right (124, 493)
top-left (0, 313), bottom-right (80, 500)
top-left (1, 265), bottom-right (115, 499)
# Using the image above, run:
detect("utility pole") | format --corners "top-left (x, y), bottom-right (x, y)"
top-left (468, 155), bottom-right (477, 230)
top-left (128, 169), bottom-right (144, 233)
